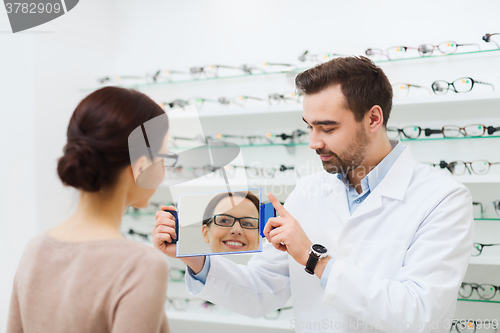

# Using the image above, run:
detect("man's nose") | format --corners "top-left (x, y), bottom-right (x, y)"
top-left (309, 130), bottom-right (325, 150)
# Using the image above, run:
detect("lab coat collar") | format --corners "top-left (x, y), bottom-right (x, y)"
top-left (324, 144), bottom-right (416, 222)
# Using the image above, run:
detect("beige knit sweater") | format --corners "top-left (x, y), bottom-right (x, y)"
top-left (7, 232), bottom-right (170, 333)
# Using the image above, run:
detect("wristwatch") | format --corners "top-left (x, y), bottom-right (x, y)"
top-left (305, 244), bottom-right (328, 275)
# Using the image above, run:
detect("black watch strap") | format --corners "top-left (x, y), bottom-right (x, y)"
top-left (305, 254), bottom-right (319, 275)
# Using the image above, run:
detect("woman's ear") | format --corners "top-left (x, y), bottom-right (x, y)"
top-left (202, 225), bottom-right (210, 243)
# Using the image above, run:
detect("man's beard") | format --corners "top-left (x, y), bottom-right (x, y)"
top-left (317, 125), bottom-right (370, 175)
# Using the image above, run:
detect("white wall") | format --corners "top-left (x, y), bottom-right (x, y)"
top-left (0, 0), bottom-right (117, 329)
top-left (2, 0), bottom-right (500, 331)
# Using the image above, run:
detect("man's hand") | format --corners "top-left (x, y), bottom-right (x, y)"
top-left (153, 205), bottom-right (205, 273)
top-left (263, 192), bottom-right (313, 266)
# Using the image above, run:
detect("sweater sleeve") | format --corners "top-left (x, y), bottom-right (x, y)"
top-left (6, 277), bottom-right (23, 333)
top-left (111, 250), bottom-right (170, 333)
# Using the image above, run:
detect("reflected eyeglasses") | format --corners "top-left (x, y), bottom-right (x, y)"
top-left (431, 77), bottom-right (495, 95)
top-left (459, 282), bottom-right (500, 299)
top-left (208, 214), bottom-right (259, 230)
top-left (472, 242), bottom-right (500, 256)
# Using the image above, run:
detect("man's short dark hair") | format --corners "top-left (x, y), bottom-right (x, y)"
top-left (295, 56), bottom-right (393, 127)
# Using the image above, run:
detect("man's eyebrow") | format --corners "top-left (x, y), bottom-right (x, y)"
top-left (302, 117), bottom-right (339, 126)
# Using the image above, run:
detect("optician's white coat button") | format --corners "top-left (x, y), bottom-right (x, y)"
top-left (343, 248), bottom-right (351, 257)
top-left (326, 293), bottom-right (335, 300)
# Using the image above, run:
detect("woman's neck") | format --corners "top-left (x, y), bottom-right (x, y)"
top-left (49, 188), bottom-right (128, 242)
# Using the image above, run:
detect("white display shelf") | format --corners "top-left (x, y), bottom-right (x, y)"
top-left (164, 91), bottom-right (500, 120)
top-left (166, 309), bottom-right (293, 330)
top-left (453, 175), bottom-right (500, 184)
top-left (469, 256), bottom-right (500, 266)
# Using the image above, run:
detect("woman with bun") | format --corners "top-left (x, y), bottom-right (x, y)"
top-left (7, 87), bottom-right (171, 333)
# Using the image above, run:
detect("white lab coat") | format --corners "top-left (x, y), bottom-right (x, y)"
top-left (186, 146), bottom-right (474, 333)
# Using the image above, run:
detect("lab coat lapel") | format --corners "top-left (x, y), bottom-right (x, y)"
top-left (325, 175), bottom-right (350, 224)
top-left (350, 146), bottom-right (417, 219)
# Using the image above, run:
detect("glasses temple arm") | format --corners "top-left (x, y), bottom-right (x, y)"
top-left (474, 80), bottom-right (495, 90)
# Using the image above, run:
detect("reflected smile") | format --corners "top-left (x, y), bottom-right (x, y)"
top-left (223, 240), bottom-right (246, 249)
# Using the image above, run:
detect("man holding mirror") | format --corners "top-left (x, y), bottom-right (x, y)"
top-left (153, 56), bottom-right (474, 332)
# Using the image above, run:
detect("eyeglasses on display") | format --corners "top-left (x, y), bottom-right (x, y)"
top-left (268, 92), bottom-right (303, 105)
top-left (165, 298), bottom-right (190, 311)
top-left (387, 126), bottom-right (423, 139)
top-left (431, 77), bottom-right (495, 95)
top-left (298, 50), bottom-right (345, 63)
top-left (208, 214), bottom-right (260, 230)
top-left (150, 69), bottom-right (188, 82)
top-left (169, 268), bottom-right (186, 281)
top-left (215, 133), bottom-right (273, 145)
top-left (493, 200), bottom-right (500, 216)
top-left (127, 229), bottom-right (153, 243)
top-left (472, 242), bottom-right (500, 256)
top-left (392, 83), bottom-right (430, 97)
top-left (472, 202), bottom-right (483, 219)
top-left (267, 129), bottom-right (308, 143)
top-left (482, 33), bottom-right (500, 49)
top-left (263, 306), bottom-right (293, 320)
top-left (218, 95), bottom-right (266, 107)
top-left (459, 282), bottom-right (500, 300)
top-left (449, 320), bottom-right (476, 333)
top-left (97, 75), bottom-right (147, 85)
top-left (417, 41), bottom-right (480, 56)
top-left (444, 160), bottom-right (500, 175)
top-left (424, 124), bottom-right (488, 138)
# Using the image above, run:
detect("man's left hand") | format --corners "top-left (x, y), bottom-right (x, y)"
top-left (264, 192), bottom-right (312, 266)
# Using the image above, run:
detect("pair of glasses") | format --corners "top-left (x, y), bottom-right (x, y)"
top-left (417, 41), bottom-right (480, 56)
top-left (424, 124), bottom-right (489, 137)
top-left (267, 129), bottom-right (308, 142)
top-left (472, 242), bottom-right (500, 256)
top-left (169, 268), bottom-right (186, 281)
top-left (459, 282), bottom-right (500, 299)
top-left (493, 200), bottom-right (500, 216)
top-left (150, 69), bottom-right (188, 82)
top-left (392, 83), bottom-right (431, 97)
top-left (215, 133), bottom-right (273, 145)
top-left (165, 298), bottom-right (190, 311)
top-left (449, 320), bottom-right (477, 333)
top-left (127, 229), bottom-right (152, 243)
top-left (159, 97), bottom-right (219, 111)
top-left (169, 135), bottom-right (207, 147)
top-left (268, 92), bottom-right (303, 105)
top-left (209, 214), bottom-right (259, 230)
top-left (263, 306), bottom-right (293, 320)
top-left (298, 50), bottom-right (345, 63)
top-left (218, 95), bottom-right (266, 107)
top-left (482, 33), bottom-right (500, 49)
top-left (366, 46), bottom-right (418, 60)
top-left (159, 152), bottom-right (179, 168)
top-left (165, 165), bottom-right (218, 179)
top-left (387, 126), bottom-right (423, 139)
top-left (224, 164), bottom-right (297, 179)
top-left (97, 75), bottom-right (147, 85)
top-left (431, 77), bottom-right (495, 95)
top-left (189, 64), bottom-right (239, 79)
top-left (443, 160), bottom-right (500, 175)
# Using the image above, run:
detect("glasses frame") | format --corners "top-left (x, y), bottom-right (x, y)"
top-left (472, 242), bottom-right (500, 256)
top-left (392, 83), bottom-right (431, 97)
top-left (387, 126), bottom-right (423, 139)
top-left (459, 282), bottom-right (500, 300)
top-left (418, 41), bottom-right (480, 56)
top-left (209, 214), bottom-right (260, 230)
top-left (482, 33), bottom-right (500, 49)
top-left (431, 77), bottom-right (495, 95)
top-left (445, 160), bottom-right (500, 175)
top-left (424, 124), bottom-right (487, 138)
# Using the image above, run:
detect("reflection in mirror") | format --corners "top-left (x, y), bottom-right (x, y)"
top-left (177, 188), bottom-right (262, 257)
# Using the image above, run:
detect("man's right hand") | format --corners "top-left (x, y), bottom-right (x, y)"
top-left (153, 205), bottom-right (206, 274)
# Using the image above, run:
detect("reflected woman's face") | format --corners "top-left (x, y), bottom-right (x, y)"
top-left (202, 196), bottom-right (260, 253)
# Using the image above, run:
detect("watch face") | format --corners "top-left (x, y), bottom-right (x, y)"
top-left (312, 244), bottom-right (327, 254)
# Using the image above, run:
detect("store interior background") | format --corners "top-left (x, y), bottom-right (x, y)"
top-left (1, 0), bottom-right (499, 330)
